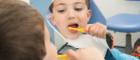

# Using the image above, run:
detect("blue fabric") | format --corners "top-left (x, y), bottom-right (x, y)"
top-left (105, 49), bottom-right (116, 60)
top-left (107, 13), bottom-right (140, 33)
top-left (111, 48), bottom-right (139, 60)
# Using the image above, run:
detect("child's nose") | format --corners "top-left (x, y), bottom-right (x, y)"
top-left (67, 9), bottom-right (76, 20)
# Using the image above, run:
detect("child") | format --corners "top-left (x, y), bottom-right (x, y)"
top-left (132, 38), bottom-right (140, 59)
top-left (47, 0), bottom-right (108, 58)
top-left (49, 0), bottom-right (106, 39)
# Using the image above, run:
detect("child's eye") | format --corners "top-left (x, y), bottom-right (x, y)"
top-left (55, 5), bottom-right (66, 13)
top-left (57, 9), bottom-right (65, 13)
top-left (74, 8), bottom-right (83, 11)
top-left (74, 3), bottom-right (84, 12)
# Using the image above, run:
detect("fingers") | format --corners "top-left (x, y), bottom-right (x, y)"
top-left (86, 23), bottom-right (106, 38)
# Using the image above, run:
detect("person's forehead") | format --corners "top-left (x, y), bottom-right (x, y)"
top-left (53, 0), bottom-right (86, 6)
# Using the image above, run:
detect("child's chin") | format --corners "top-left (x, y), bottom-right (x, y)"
top-left (66, 33), bottom-right (79, 39)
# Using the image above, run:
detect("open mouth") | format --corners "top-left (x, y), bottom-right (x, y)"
top-left (68, 23), bottom-right (79, 33)
top-left (68, 23), bottom-right (79, 28)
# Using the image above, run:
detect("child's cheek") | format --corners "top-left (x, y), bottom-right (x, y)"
top-left (136, 47), bottom-right (140, 54)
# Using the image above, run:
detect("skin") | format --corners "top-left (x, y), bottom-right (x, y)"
top-left (136, 46), bottom-right (140, 53)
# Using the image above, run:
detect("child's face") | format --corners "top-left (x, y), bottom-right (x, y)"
top-left (51, 0), bottom-right (91, 39)
top-left (136, 46), bottom-right (140, 53)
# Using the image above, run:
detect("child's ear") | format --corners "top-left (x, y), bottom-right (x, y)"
top-left (87, 10), bottom-right (92, 21)
top-left (50, 14), bottom-right (56, 26)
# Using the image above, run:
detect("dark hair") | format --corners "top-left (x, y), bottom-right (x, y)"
top-left (49, 0), bottom-right (89, 12)
top-left (106, 33), bottom-right (113, 49)
top-left (0, 0), bottom-right (45, 60)
top-left (134, 38), bottom-right (140, 50)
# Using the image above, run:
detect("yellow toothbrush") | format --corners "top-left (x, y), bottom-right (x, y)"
top-left (57, 54), bottom-right (69, 60)
top-left (68, 27), bottom-right (85, 33)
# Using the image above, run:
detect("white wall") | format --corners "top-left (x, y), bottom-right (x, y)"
top-left (94, 0), bottom-right (140, 18)
top-left (94, 0), bottom-right (140, 47)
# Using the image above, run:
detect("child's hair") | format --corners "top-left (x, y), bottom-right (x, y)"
top-left (0, 0), bottom-right (45, 60)
top-left (49, 0), bottom-right (89, 12)
top-left (106, 33), bottom-right (113, 49)
top-left (134, 38), bottom-right (140, 50)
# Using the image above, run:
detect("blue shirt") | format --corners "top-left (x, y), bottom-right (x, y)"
top-left (111, 48), bottom-right (139, 60)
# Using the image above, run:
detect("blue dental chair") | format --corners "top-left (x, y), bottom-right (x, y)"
top-left (88, 0), bottom-right (106, 25)
top-left (107, 13), bottom-right (140, 54)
